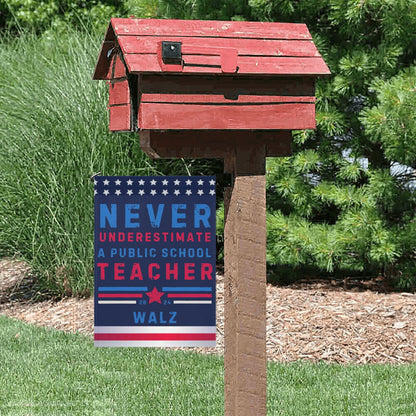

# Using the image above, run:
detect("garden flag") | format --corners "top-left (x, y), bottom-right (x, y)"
top-left (94, 176), bottom-right (216, 347)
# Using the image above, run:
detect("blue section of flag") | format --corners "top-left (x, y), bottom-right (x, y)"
top-left (93, 176), bottom-right (216, 198)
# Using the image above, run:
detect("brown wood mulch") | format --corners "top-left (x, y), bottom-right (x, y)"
top-left (1, 258), bottom-right (415, 364)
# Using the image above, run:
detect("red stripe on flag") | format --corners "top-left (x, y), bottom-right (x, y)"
top-left (98, 294), bottom-right (143, 298)
top-left (94, 333), bottom-right (216, 341)
top-left (167, 294), bottom-right (212, 298)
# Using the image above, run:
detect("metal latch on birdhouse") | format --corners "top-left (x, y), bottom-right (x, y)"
top-left (160, 41), bottom-right (238, 73)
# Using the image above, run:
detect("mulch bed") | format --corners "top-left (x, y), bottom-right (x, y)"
top-left (1, 258), bottom-right (415, 364)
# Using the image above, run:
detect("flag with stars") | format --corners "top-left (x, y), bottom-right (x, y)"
top-left (94, 176), bottom-right (216, 347)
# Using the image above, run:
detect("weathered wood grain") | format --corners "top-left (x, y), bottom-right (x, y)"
top-left (118, 36), bottom-right (320, 57)
top-left (109, 104), bottom-right (131, 131)
top-left (112, 53), bottom-right (128, 79)
top-left (111, 18), bottom-right (312, 40)
top-left (93, 17), bottom-right (330, 87)
top-left (224, 151), bottom-right (267, 415)
top-left (140, 93), bottom-right (315, 104)
top-left (139, 130), bottom-right (292, 158)
top-left (138, 102), bottom-right (315, 130)
top-left (109, 80), bottom-right (130, 105)
top-left (126, 54), bottom-right (330, 76)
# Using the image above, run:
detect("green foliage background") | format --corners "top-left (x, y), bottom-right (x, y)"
top-left (0, 0), bottom-right (415, 294)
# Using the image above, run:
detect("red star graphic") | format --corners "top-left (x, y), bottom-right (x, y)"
top-left (145, 287), bottom-right (164, 304)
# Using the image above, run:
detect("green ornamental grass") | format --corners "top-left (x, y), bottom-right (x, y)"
top-left (0, 30), bottom-right (159, 296)
top-left (0, 28), bottom-right (221, 297)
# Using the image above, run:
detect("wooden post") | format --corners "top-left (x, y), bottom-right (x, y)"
top-left (224, 144), bottom-right (267, 416)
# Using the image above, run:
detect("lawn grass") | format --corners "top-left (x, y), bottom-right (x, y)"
top-left (1, 316), bottom-right (415, 416)
top-left (0, 316), bottom-right (223, 416)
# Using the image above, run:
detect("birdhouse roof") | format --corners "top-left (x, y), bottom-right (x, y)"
top-left (93, 18), bottom-right (330, 79)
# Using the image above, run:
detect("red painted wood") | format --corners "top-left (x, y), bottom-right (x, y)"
top-left (138, 102), bottom-right (315, 130)
top-left (183, 45), bottom-right (238, 73)
top-left (125, 54), bottom-right (330, 76)
top-left (112, 53), bottom-right (127, 79)
top-left (109, 104), bottom-right (131, 131)
top-left (118, 36), bottom-right (320, 57)
top-left (141, 93), bottom-right (315, 104)
top-left (93, 19), bottom-right (330, 133)
top-left (111, 18), bottom-right (312, 40)
top-left (109, 80), bottom-right (130, 105)
top-left (93, 19), bottom-right (330, 81)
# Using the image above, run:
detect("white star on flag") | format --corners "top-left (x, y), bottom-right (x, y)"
top-left (94, 190), bottom-right (97, 195)
top-left (103, 179), bottom-right (110, 186)
top-left (150, 179), bottom-right (157, 186)
top-left (209, 179), bottom-right (216, 186)
top-left (197, 179), bottom-right (204, 186)
top-left (186, 189), bottom-right (192, 195)
top-left (115, 179), bottom-right (121, 186)
top-left (103, 189), bottom-right (109, 196)
top-left (115, 189), bottom-right (121, 196)
top-left (197, 189), bottom-right (204, 195)
top-left (150, 189), bottom-right (157, 196)
top-left (94, 180), bottom-right (97, 185)
top-left (162, 179), bottom-right (169, 186)
top-left (127, 189), bottom-right (133, 196)
top-left (174, 189), bottom-right (180, 196)
top-left (138, 179), bottom-right (145, 186)
top-left (139, 189), bottom-right (145, 195)
top-left (186, 179), bottom-right (192, 186)
top-left (127, 179), bottom-right (133, 186)
top-left (209, 189), bottom-right (216, 195)
top-left (174, 179), bottom-right (180, 185)
top-left (162, 189), bottom-right (168, 196)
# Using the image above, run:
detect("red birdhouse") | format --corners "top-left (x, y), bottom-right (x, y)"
top-left (93, 18), bottom-right (329, 159)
